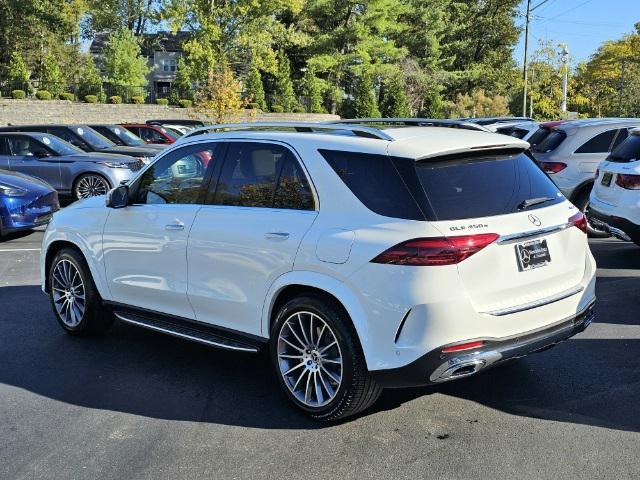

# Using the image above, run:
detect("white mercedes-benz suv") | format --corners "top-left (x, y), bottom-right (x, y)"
top-left (41, 122), bottom-right (596, 421)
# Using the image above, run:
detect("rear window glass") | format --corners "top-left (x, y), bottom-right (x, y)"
top-left (415, 153), bottom-right (564, 221)
top-left (526, 127), bottom-right (550, 147)
top-left (608, 134), bottom-right (640, 163)
top-left (533, 130), bottom-right (566, 153)
top-left (319, 150), bottom-right (424, 220)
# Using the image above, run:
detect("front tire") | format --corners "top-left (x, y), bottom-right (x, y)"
top-left (48, 248), bottom-right (113, 336)
top-left (74, 173), bottom-right (110, 199)
top-left (270, 295), bottom-right (382, 421)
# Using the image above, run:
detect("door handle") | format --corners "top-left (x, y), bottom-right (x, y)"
top-left (165, 222), bottom-right (185, 231)
top-left (265, 231), bottom-right (290, 240)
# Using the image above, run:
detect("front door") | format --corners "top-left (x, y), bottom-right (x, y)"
top-left (187, 141), bottom-right (318, 336)
top-left (103, 142), bottom-right (221, 319)
top-left (5, 135), bottom-right (62, 189)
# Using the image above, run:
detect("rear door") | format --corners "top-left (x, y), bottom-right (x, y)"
top-left (415, 152), bottom-right (587, 314)
top-left (187, 140), bottom-right (317, 336)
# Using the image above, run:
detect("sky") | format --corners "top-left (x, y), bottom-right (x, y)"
top-left (514, 0), bottom-right (640, 66)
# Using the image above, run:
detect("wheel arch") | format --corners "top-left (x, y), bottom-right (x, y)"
top-left (569, 178), bottom-right (594, 204)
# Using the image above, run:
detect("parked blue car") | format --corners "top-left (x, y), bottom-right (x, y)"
top-left (0, 168), bottom-right (59, 236)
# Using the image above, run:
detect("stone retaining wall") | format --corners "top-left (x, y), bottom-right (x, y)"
top-left (0, 99), bottom-right (339, 126)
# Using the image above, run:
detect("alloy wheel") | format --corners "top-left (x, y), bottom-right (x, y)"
top-left (76, 175), bottom-right (108, 199)
top-left (277, 311), bottom-right (343, 408)
top-left (51, 259), bottom-right (86, 327)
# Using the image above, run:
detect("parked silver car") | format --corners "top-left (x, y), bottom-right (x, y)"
top-left (0, 132), bottom-right (144, 199)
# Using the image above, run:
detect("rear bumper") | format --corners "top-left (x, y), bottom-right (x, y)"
top-left (587, 207), bottom-right (640, 243)
top-left (370, 301), bottom-right (595, 388)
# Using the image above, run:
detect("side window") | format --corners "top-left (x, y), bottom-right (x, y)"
top-left (48, 128), bottom-right (86, 150)
top-left (0, 138), bottom-right (10, 155)
top-left (209, 142), bottom-right (287, 208)
top-left (575, 129), bottom-right (617, 154)
top-left (126, 127), bottom-right (141, 137)
top-left (134, 143), bottom-right (220, 205)
top-left (142, 128), bottom-right (168, 143)
top-left (274, 156), bottom-right (314, 210)
top-left (6, 136), bottom-right (49, 156)
top-left (611, 128), bottom-right (629, 151)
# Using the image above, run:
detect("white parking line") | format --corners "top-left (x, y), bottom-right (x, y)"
top-left (0, 248), bottom-right (41, 252)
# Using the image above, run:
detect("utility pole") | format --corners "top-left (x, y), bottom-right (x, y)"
top-left (522, 0), bottom-right (553, 117)
top-left (560, 44), bottom-right (569, 115)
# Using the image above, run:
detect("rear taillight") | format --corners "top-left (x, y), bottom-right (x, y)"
top-left (615, 173), bottom-right (640, 190)
top-left (371, 233), bottom-right (499, 266)
top-left (569, 212), bottom-right (587, 233)
top-left (538, 161), bottom-right (567, 174)
top-left (442, 340), bottom-right (485, 354)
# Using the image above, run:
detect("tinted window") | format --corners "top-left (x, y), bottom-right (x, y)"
top-left (611, 128), bottom-right (629, 151)
top-left (75, 126), bottom-right (114, 149)
top-left (6, 136), bottom-right (51, 156)
top-left (415, 153), bottom-right (563, 220)
top-left (274, 157), bottom-right (314, 210)
top-left (527, 127), bottom-right (551, 147)
top-left (34, 134), bottom-right (81, 155)
top-left (134, 144), bottom-right (219, 205)
top-left (140, 127), bottom-right (170, 143)
top-left (533, 130), bottom-right (566, 153)
top-left (320, 150), bottom-right (424, 220)
top-left (47, 127), bottom-right (87, 150)
top-left (608, 134), bottom-right (640, 163)
top-left (91, 126), bottom-right (123, 145)
top-left (210, 143), bottom-right (286, 207)
top-left (0, 138), bottom-right (8, 155)
top-left (575, 129), bottom-right (616, 154)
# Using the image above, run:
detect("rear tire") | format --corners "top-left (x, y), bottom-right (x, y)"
top-left (270, 294), bottom-right (382, 421)
top-left (48, 248), bottom-right (113, 336)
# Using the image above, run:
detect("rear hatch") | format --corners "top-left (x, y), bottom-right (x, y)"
top-left (414, 151), bottom-right (587, 314)
top-left (592, 133), bottom-right (640, 205)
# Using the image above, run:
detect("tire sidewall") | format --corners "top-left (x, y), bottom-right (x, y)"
top-left (270, 296), bottom-right (358, 418)
top-left (74, 173), bottom-right (110, 200)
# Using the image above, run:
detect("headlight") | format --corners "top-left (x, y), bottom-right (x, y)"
top-left (98, 161), bottom-right (130, 169)
top-left (0, 183), bottom-right (27, 196)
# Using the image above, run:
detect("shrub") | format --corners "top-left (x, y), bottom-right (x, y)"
top-left (11, 90), bottom-right (26, 99)
top-left (36, 90), bottom-right (52, 100)
top-left (108, 95), bottom-right (122, 104)
top-left (271, 104), bottom-right (284, 113)
top-left (131, 95), bottom-right (144, 104)
top-left (84, 95), bottom-right (98, 103)
top-left (292, 105), bottom-right (306, 113)
top-left (59, 92), bottom-right (74, 101)
top-left (155, 98), bottom-right (169, 106)
top-left (247, 102), bottom-right (260, 110)
top-left (178, 99), bottom-right (192, 108)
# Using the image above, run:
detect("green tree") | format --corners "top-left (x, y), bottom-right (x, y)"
top-left (195, 61), bottom-right (244, 123)
top-left (379, 74), bottom-right (409, 117)
top-left (245, 66), bottom-right (266, 110)
top-left (83, 0), bottom-right (160, 38)
top-left (301, 68), bottom-right (326, 113)
top-left (170, 58), bottom-right (194, 103)
top-left (77, 55), bottom-right (104, 100)
top-left (353, 69), bottom-right (380, 118)
top-left (273, 50), bottom-right (297, 111)
top-left (448, 89), bottom-right (509, 118)
top-left (101, 29), bottom-right (149, 100)
top-left (41, 52), bottom-right (64, 96)
top-left (6, 52), bottom-right (30, 91)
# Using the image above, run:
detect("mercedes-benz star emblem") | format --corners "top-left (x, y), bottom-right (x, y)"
top-left (519, 247), bottom-right (531, 266)
top-left (528, 214), bottom-right (542, 226)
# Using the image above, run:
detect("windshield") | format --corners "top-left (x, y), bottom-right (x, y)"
top-left (35, 134), bottom-right (83, 155)
top-left (160, 127), bottom-right (180, 140)
top-left (74, 126), bottom-right (115, 149)
top-left (109, 126), bottom-right (146, 146)
top-left (608, 134), bottom-right (640, 163)
top-left (533, 130), bottom-right (566, 153)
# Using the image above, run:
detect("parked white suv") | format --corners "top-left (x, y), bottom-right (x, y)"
top-left (532, 118), bottom-right (640, 212)
top-left (41, 122), bottom-right (596, 420)
top-left (589, 127), bottom-right (640, 245)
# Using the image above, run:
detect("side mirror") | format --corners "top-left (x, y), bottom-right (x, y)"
top-left (106, 185), bottom-right (129, 208)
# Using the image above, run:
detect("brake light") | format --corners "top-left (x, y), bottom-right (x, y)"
top-left (538, 161), bottom-right (567, 174)
top-left (371, 234), bottom-right (499, 266)
top-left (569, 212), bottom-right (587, 233)
top-left (615, 173), bottom-right (640, 190)
top-left (442, 341), bottom-right (485, 353)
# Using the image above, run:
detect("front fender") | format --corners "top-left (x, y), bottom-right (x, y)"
top-left (261, 270), bottom-right (373, 366)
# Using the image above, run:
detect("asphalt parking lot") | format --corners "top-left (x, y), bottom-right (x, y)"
top-left (1, 230), bottom-right (639, 480)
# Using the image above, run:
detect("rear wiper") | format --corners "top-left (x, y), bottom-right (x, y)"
top-left (518, 196), bottom-right (554, 210)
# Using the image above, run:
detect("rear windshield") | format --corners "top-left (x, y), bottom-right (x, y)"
top-left (607, 135), bottom-right (640, 163)
top-left (533, 130), bottom-right (566, 153)
top-left (526, 127), bottom-right (551, 147)
top-left (320, 150), bottom-right (564, 221)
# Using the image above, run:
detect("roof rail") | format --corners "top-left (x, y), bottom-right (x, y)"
top-left (182, 122), bottom-right (394, 140)
top-left (331, 118), bottom-right (491, 132)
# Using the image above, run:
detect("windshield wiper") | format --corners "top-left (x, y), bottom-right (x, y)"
top-left (518, 196), bottom-right (554, 210)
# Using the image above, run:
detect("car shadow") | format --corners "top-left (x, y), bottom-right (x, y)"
top-left (1, 284), bottom-right (638, 432)
top-left (0, 230), bottom-right (35, 243)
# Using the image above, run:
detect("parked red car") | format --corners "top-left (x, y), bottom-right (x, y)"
top-left (120, 124), bottom-right (180, 145)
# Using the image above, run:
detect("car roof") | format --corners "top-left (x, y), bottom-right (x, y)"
top-left (179, 126), bottom-right (529, 161)
top-left (559, 118), bottom-right (640, 128)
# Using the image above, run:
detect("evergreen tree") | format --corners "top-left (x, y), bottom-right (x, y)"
top-left (301, 69), bottom-right (325, 113)
top-left (41, 52), bottom-right (64, 96)
top-left (101, 29), bottom-right (149, 100)
top-left (6, 52), bottom-right (30, 91)
top-left (273, 51), bottom-right (297, 112)
top-left (353, 69), bottom-right (380, 118)
top-left (171, 58), bottom-right (194, 103)
top-left (77, 55), bottom-right (103, 100)
top-left (379, 75), bottom-right (409, 117)
top-left (245, 66), bottom-right (266, 110)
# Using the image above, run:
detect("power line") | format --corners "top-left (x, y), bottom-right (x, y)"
top-left (541, 0), bottom-right (597, 22)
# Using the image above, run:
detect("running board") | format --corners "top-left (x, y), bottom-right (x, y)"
top-left (113, 311), bottom-right (261, 353)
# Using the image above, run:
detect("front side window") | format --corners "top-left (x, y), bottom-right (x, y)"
top-left (575, 129), bottom-right (617, 154)
top-left (134, 144), bottom-right (220, 205)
